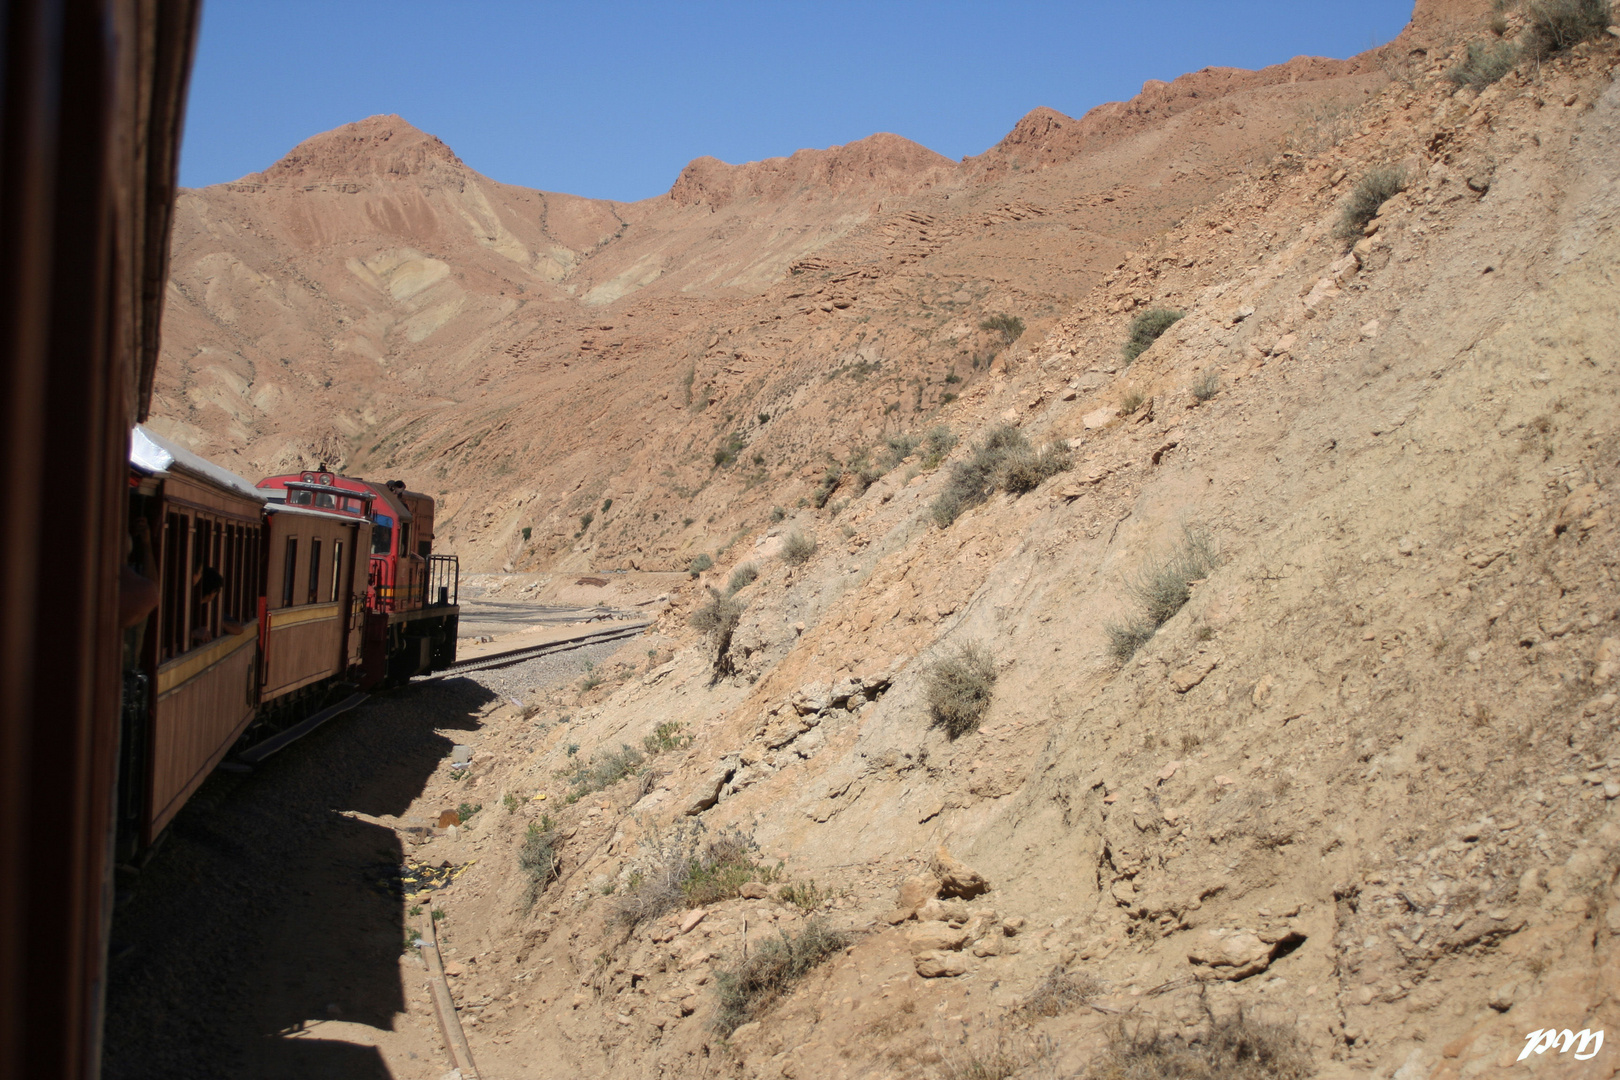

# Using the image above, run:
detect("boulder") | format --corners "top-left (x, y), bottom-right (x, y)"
top-left (905, 921), bottom-right (969, 954)
top-left (932, 846), bottom-right (990, 899)
top-left (897, 874), bottom-right (942, 911)
top-left (914, 950), bottom-right (969, 978)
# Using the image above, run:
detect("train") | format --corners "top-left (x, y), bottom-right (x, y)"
top-left (119, 425), bottom-right (460, 859)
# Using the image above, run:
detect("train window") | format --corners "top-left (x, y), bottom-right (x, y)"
top-left (418, 540), bottom-right (431, 558)
top-left (308, 538), bottom-right (322, 605)
top-left (282, 538), bottom-right (297, 608)
top-left (399, 522), bottom-right (411, 560)
top-left (288, 489), bottom-right (312, 506)
top-left (191, 518), bottom-right (214, 644)
top-left (371, 519), bottom-right (393, 555)
top-left (330, 542), bottom-right (343, 603)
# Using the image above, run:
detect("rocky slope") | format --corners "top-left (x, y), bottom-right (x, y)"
top-left (150, 2), bottom-right (1620, 1078)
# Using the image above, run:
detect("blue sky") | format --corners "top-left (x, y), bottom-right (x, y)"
top-left (180, 1), bottom-right (1416, 202)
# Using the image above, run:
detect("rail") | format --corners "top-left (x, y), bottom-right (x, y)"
top-left (432, 621), bottom-right (651, 676)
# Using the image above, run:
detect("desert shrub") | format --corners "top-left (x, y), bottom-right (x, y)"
top-left (689, 586), bottom-right (745, 677)
top-left (713, 432), bottom-right (747, 468)
top-left (616, 824), bottom-right (781, 926)
top-left (688, 553), bottom-right (713, 577)
top-left (643, 721), bottom-right (691, 755)
top-left (560, 744), bottom-right (645, 802)
top-left (682, 829), bottom-right (783, 907)
top-left (939, 1031), bottom-right (1052, 1080)
top-left (926, 642), bottom-right (998, 739)
top-left (782, 530), bottom-right (817, 566)
top-left (727, 562), bottom-right (759, 594)
top-left (1089, 1008), bottom-right (1311, 1080)
top-left (979, 313), bottom-right (1026, 344)
top-left (769, 505), bottom-right (786, 523)
top-left (579, 511), bottom-right (594, 531)
top-left (1121, 391), bottom-right (1146, 416)
top-left (1000, 438), bottom-right (1073, 494)
top-left (1124, 308), bottom-right (1184, 363)
top-left (1106, 529), bottom-right (1219, 662)
top-left (1448, 39), bottom-right (1517, 88)
top-left (502, 792), bottom-right (521, 813)
top-left (930, 425), bottom-right (1069, 526)
top-left (713, 920), bottom-right (848, 1035)
top-left (521, 526), bottom-right (531, 542)
top-left (884, 432), bottom-right (920, 465)
top-left (1191, 370), bottom-right (1221, 403)
top-left (921, 425), bottom-right (957, 468)
top-left (1335, 165), bottom-right (1406, 240)
top-left (519, 818), bottom-right (560, 909)
top-left (1017, 967), bottom-right (1102, 1019)
top-left (457, 801), bottom-right (482, 822)
top-left (1523, 0), bottom-right (1611, 57)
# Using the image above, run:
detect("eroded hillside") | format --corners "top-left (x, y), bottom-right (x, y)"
top-left (148, 2), bottom-right (1620, 1078)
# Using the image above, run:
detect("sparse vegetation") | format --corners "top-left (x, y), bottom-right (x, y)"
top-left (930, 425), bottom-right (1071, 527)
top-left (457, 801), bottom-right (482, 822)
top-left (811, 464), bottom-right (844, 508)
top-left (1121, 391), bottom-right (1146, 416)
top-left (681, 365), bottom-right (696, 408)
top-left (925, 641), bottom-right (998, 739)
top-left (616, 824), bottom-right (783, 927)
top-left (600, 497), bottom-right (612, 513)
top-left (713, 431), bottom-right (747, 468)
top-left (1106, 528), bottom-right (1219, 662)
top-left (1523, 0), bottom-right (1612, 58)
top-left (503, 792), bottom-right (521, 813)
top-left (1447, 39), bottom-right (1517, 88)
top-left (1191, 369), bottom-right (1221, 403)
top-left (579, 511), bottom-right (594, 531)
top-left (776, 880), bottom-right (829, 912)
top-left (1335, 165), bottom-right (1406, 241)
top-left (1089, 1008), bottom-right (1312, 1080)
top-left (769, 505), bottom-right (786, 523)
top-left (713, 920), bottom-right (848, 1036)
top-left (642, 721), bottom-right (692, 755)
top-left (978, 313), bottom-right (1026, 344)
top-left (726, 562), bottom-right (759, 593)
top-left (920, 425), bottom-right (957, 468)
top-left (782, 530), bottom-right (817, 566)
top-left (938, 1031), bottom-right (1052, 1080)
top-left (1124, 308), bottom-right (1184, 363)
top-left (689, 585), bottom-right (745, 677)
top-left (884, 432), bottom-right (920, 465)
top-left (560, 744), bottom-right (645, 802)
top-left (1016, 967), bottom-right (1102, 1019)
top-left (520, 526), bottom-right (531, 542)
top-left (580, 659), bottom-right (603, 691)
top-left (688, 553), bottom-right (713, 577)
top-left (519, 817), bottom-right (560, 909)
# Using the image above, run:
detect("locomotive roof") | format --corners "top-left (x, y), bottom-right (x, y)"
top-left (130, 426), bottom-right (266, 503)
top-left (264, 502), bottom-right (369, 525)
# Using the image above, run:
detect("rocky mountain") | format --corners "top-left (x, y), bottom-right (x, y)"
top-left (141, 1), bottom-right (1620, 1077)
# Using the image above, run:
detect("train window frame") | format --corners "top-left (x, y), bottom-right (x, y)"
top-left (160, 511), bottom-right (188, 661)
top-left (282, 538), bottom-right (297, 608)
top-left (308, 538), bottom-right (322, 605)
top-left (330, 541), bottom-right (343, 603)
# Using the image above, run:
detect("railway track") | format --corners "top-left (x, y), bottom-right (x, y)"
top-left (432, 619), bottom-right (652, 676)
top-left (228, 621), bottom-right (651, 768)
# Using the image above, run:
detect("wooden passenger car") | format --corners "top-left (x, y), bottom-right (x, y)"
top-left (127, 427), bottom-right (267, 845)
top-left (259, 502), bottom-right (369, 708)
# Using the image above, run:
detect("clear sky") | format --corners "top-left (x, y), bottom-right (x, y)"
top-left (180, 1), bottom-right (1417, 203)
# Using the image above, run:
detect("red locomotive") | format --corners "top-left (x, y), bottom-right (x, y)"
top-left (120, 427), bottom-right (459, 857)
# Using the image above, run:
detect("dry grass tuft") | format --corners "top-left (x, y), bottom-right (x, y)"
top-left (930, 425), bottom-right (1070, 527)
top-left (713, 920), bottom-right (847, 1035)
top-left (1335, 166), bottom-right (1406, 240)
top-left (1089, 1008), bottom-right (1312, 1080)
top-left (782, 529), bottom-right (818, 566)
top-left (925, 642), bottom-right (998, 739)
top-left (1016, 966), bottom-right (1102, 1019)
top-left (690, 586), bottom-right (745, 677)
top-left (1523, 0), bottom-right (1611, 58)
top-left (1107, 529), bottom-right (1219, 662)
top-left (1124, 308), bottom-right (1184, 363)
top-left (1448, 39), bottom-right (1517, 88)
